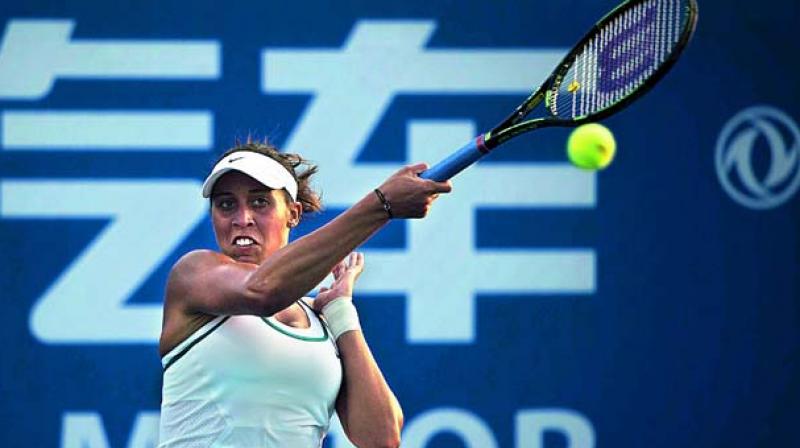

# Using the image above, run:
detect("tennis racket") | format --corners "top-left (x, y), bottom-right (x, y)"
top-left (420, 0), bottom-right (699, 181)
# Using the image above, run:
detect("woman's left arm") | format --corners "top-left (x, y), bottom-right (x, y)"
top-left (314, 253), bottom-right (404, 448)
top-left (334, 331), bottom-right (403, 448)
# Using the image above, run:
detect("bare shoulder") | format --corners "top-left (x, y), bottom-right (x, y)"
top-left (169, 250), bottom-right (226, 286)
top-left (172, 249), bottom-right (226, 274)
top-left (160, 250), bottom-right (225, 355)
top-left (165, 250), bottom-right (224, 305)
top-left (165, 249), bottom-right (261, 317)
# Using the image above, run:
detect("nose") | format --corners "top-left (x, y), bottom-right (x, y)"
top-left (232, 205), bottom-right (254, 227)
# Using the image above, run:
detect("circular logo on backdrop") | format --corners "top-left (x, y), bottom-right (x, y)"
top-left (715, 106), bottom-right (800, 209)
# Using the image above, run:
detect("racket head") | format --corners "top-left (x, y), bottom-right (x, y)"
top-left (488, 0), bottom-right (699, 147)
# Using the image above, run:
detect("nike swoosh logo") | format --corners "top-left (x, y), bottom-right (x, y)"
top-left (228, 156), bottom-right (245, 163)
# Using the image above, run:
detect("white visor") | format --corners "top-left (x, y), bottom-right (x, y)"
top-left (202, 151), bottom-right (298, 201)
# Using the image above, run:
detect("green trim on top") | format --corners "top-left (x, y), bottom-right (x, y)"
top-left (261, 302), bottom-right (329, 342)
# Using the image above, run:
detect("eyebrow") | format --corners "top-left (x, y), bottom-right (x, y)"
top-left (211, 188), bottom-right (271, 198)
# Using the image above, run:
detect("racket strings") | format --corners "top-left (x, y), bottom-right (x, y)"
top-left (553, 0), bottom-right (691, 119)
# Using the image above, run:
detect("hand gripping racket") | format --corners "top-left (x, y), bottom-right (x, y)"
top-left (420, 0), bottom-right (699, 181)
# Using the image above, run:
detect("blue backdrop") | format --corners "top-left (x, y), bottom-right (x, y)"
top-left (1, 1), bottom-right (799, 447)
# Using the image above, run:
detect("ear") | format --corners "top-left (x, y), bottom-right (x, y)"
top-left (288, 202), bottom-right (303, 228)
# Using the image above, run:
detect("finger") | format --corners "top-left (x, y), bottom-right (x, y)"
top-left (406, 162), bottom-right (429, 174)
top-left (349, 252), bottom-right (364, 272)
top-left (428, 179), bottom-right (453, 194)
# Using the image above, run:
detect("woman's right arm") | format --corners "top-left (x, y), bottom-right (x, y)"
top-left (168, 163), bottom-right (452, 318)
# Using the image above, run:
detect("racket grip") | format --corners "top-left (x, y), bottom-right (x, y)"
top-left (419, 136), bottom-right (487, 181)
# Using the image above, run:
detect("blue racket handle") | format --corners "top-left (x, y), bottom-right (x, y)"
top-left (419, 136), bottom-right (488, 181)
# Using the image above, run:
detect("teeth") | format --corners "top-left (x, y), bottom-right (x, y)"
top-left (235, 237), bottom-right (254, 246)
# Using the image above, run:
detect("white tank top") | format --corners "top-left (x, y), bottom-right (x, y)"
top-left (158, 300), bottom-right (342, 447)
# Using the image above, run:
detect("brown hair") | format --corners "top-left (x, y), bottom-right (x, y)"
top-left (214, 137), bottom-right (322, 217)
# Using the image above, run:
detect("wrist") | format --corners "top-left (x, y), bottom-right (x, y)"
top-left (321, 296), bottom-right (361, 340)
top-left (373, 188), bottom-right (393, 219)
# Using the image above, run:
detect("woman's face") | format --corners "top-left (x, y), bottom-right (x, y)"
top-left (210, 171), bottom-right (300, 264)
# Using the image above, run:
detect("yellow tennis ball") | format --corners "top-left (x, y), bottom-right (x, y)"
top-left (567, 123), bottom-right (616, 170)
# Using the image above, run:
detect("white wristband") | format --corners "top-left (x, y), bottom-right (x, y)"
top-left (321, 296), bottom-right (361, 340)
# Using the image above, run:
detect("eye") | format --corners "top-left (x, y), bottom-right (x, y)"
top-left (251, 196), bottom-right (269, 208)
top-left (215, 198), bottom-right (235, 211)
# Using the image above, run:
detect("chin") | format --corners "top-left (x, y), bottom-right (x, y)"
top-left (228, 249), bottom-right (261, 265)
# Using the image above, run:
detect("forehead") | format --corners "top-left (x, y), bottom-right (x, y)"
top-left (211, 171), bottom-right (269, 195)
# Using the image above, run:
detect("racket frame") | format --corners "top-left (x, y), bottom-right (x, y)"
top-left (420, 0), bottom-right (699, 181)
top-left (484, 0), bottom-right (699, 150)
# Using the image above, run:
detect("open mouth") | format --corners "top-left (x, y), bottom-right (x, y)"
top-left (233, 236), bottom-right (257, 247)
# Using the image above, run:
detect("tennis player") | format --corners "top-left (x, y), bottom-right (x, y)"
top-left (157, 140), bottom-right (451, 447)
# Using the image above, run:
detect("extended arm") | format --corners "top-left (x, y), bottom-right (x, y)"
top-left (168, 163), bottom-right (451, 317)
